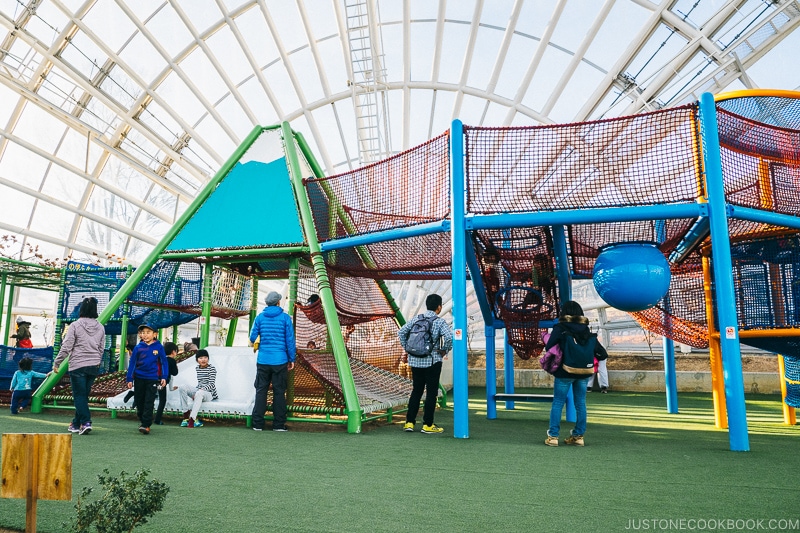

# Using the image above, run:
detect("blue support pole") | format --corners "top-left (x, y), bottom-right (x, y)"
top-left (467, 203), bottom-right (702, 230)
top-left (450, 119), bottom-right (469, 439)
top-left (551, 224), bottom-right (572, 303)
top-left (465, 237), bottom-right (494, 324)
top-left (728, 205), bottom-right (800, 231)
top-left (656, 219), bottom-right (679, 413)
top-left (699, 92), bottom-right (749, 452)
top-left (565, 387), bottom-right (576, 423)
top-left (320, 220), bottom-right (449, 251)
top-left (503, 330), bottom-right (515, 410)
top-left (485, 326), bottom-right (497, 420)
top-left (663, 336), bottom-right (678, 413)
top-left (552, 223), bottom-right (575, 422)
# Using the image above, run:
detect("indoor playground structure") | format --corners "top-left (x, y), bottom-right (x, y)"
top-left (29, 89), bottom-right (800, 451)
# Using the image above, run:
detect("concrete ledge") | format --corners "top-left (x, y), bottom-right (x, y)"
top-left (469, 369), bottom-right (783, 395)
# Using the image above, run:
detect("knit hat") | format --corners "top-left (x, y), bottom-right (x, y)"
top-left (16, 316), bottom-right (30, 325)
top-left (265, 291), bottom-right (282, 306)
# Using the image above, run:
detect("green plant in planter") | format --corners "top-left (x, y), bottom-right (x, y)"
top-left (65, 469), bottom-right (169, 533)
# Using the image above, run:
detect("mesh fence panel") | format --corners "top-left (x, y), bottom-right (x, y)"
top-left (631, 252), bottom-right (709, 348)
top-left (464, 105), bottom-right (700, 214)
top-left (306, 133), bottom-right (450, 241)
top-left (727, 234), bottom-right (800, 330)
top-left (471, 227), bottom-right (559, 358)
top-left (291, 263), bottom-right (411, 412)
top-left (784, 355), bottom-right (800, 408)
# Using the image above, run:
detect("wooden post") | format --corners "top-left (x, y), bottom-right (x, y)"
top-left (2, 433), bottom-right (72, 533)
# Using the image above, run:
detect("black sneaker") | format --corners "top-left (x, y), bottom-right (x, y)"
top-left (272, 426), bottom-right (289, 432)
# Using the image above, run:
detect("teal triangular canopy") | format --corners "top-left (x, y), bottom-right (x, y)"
top-left (167, 157), bottom-right (304, 251)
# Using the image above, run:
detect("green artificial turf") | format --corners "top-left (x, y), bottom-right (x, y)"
top-left (1, 389), bottom-right (798, 532)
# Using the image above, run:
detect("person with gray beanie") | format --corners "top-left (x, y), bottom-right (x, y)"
top-left (249, 291), bottom-right (295, 431)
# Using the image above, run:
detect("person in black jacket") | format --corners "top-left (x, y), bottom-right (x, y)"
top-left (153, 341), bottom-right (180, 425)
top-left (543, 300), bottom-right (608, 447)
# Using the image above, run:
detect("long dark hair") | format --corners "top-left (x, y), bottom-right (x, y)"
top-left (78, 297), bottom-right (99, 319)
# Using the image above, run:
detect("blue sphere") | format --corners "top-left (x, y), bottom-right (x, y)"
top-left (592, 243), bottom-right (671, 312)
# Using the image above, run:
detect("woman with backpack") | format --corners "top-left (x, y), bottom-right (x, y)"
top-left (543, 300), bottom-right (608, 447)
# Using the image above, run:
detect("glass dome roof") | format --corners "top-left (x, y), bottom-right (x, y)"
top-left (0, 0), bottom-right (799, 266)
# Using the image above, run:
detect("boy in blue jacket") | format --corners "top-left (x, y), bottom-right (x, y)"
top-left (249, 291), bottom-right (295, 431)
top-left (126, 323), bottom-right (168, 435)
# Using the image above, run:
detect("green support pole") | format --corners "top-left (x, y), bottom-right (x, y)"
top-left (173, 324), bottom-right (179, 343)
top-left (295, 132), bottom-right (405, 325)
top-left (3, 282), bottom-right (13, 346)
top-left (119, 302), bottom-right (130, 372)
top-left (109, 332), bottom-right (116, 358)
top-left (31, 125), bottom-right (269, 409)
top-left (225, 317), bottom-right (237, 347)
top-left (32, 268), bottom-right (67, 413)
top-left (0, 273), bottom-right (6, 343)
top-left (200, 263), bottom-right (213, 348)
top-left (287, 257), bottom-right (299, 405)
top-left (52, 268), bottom-right (67, 354)
top-left (249, 277), bottom-right (258, 332)
top-left (283, 122), bottom-right (362, 433)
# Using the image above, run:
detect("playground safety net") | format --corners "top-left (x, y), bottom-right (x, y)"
top-left (290, 263), bottom-right (411, 414)
top-left (63, 261), bottom-right (250, 336)
top-left (463, 107), bottom-right (704, 355)
top-left (304, 133), bottom-right (452, 279)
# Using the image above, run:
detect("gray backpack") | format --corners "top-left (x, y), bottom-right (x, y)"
top-left (405, 315), bottom-right (435, 357)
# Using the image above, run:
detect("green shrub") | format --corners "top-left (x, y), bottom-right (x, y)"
top-left (66, 469), bottom-right (169, 533)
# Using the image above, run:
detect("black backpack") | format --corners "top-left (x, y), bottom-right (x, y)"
top-left (405, 315), bottom-right (435, 357)
top-left (561, 333), bottom-right (597, 374)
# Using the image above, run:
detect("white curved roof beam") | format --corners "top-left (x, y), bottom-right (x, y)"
top-left (574, 1), bottom-right (670, 121)
top-left (482, 0), bottom-right (524, 125)
top-left (0, 126), bottom-right (172, 224)
top-left (427, 0), bottom-right (447, 140)
top-left (0, 219), bottom-right (141, 259)
top-left (112, 1), bottom-right (238, 148)
top-left (0, 174), bottom-right (156, 246)
top-left (664, 2), bottom-right (800, 106)
top-left (42, 1), bottom-right (214, 181)
top-left (402, 0), bottom-right (410, 150)
top-left (451, 0), bottom-right (485, 123)
top-left (0, 69), bottom-right (195, 204)
top-left (0, 11), bottom-right (209, 194)
top-left (332, 0), bottom-right (355, 172)
top-left (540, 0), bottom-right (615, 117)
top-left (502, 0), bottom-right (567, 126)
top-left (214, 0), bottom-right (285, 120)
top-left (168, 1), bottom-right (258, 124)
top-left (622, 11), bottom-right (722, 115)
top-left (256, 0), bottom-right (311, 111)
top-left (279, 80), bottom-right (551, 126)
top-left (620, 0), bottom-right (769, 115)
top-left (295, 0), bottom-right (337, 174)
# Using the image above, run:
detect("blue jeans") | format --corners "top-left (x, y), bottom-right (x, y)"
top-left (10, 389), bottom-right (32, 414)
top-left (70, 366), bottom-right (99, 427)
top-left (548, 376), bottom-right (590, 438)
